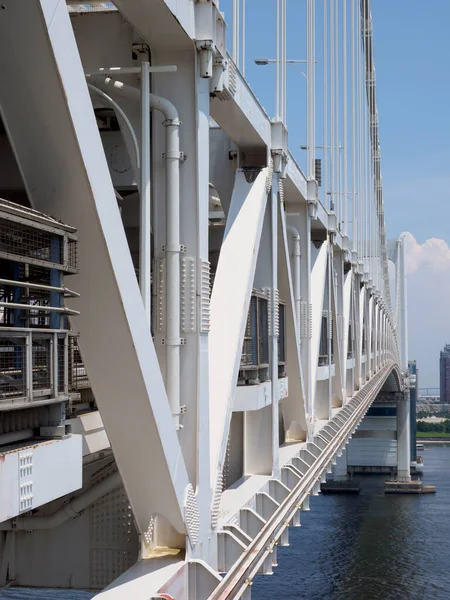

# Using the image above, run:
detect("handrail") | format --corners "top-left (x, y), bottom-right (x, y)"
top-left (0, 327), bottom-right (69, 334)
top-left (0, 278), bottom-right (79, 298)
top-left (0, 301), bottom-right (79, 316)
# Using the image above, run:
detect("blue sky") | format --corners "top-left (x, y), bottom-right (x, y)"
top-left (220, 0), bottom-right (450, 243)
top-left (219, 0), bottom-right (450, 386)
top-left (371, 1), bottom-right (450, 245)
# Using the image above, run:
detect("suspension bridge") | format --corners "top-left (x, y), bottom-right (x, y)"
top-left (0, 1), bottom-right (411, 598)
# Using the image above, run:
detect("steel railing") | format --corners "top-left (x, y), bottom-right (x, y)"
top-left (0, 328), bottom-right (72, 407)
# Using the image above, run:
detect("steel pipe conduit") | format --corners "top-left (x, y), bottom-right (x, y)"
top-left (87, 83), bottom-right (140, 170)
top-left (88, 75), bottom-right (183, 427)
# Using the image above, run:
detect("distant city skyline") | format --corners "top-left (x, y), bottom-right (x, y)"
top-left (440, 344), bottom-right (450, 403)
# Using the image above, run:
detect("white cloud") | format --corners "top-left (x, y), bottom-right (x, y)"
top-left (400, 232), bottom-right (450, 388)
top-left (403, 231), bottom-right (450, 274)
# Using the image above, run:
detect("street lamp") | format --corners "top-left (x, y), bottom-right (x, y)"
top-left (300, 145), bottom-right (343, 150)
top-left (254, 58), bottom-right (307, 65)
top-left (254, 57), bottom-right (272, 66)
top-left (254, 57), bottom-right (307, 123)
top-left (254, 58), bottom-right (308, 79)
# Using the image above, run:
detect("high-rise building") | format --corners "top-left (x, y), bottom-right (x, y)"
top-left (440, 345), bottom-right (450, 404)
top-left (408, 360), bottom-right (418, 461)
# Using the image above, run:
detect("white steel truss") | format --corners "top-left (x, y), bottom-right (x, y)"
top-left (0, 0), bottom-right (409, 598)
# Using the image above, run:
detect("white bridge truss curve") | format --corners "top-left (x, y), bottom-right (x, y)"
top-left (0, 0), bottom-right (409, 598)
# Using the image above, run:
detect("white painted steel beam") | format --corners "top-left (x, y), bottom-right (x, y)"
top-left (284, 155), bottom-right (308, 204)
top-left (0, 0), bottom-right (191, 538)
top-left (0, 437), bottom-right (82, 523)
top-left (342, 271), bottom-right (353, 400)
top-left (278, 202), bottom-right (307, 441)
top-left (211, 61), bottom-right (272, 150)
top-left (114, 0), bottom-right (196, 50)
top-left (330, 266), bottom-right (344, 409)
top-left (310, 240), bottom-right (329, 413)
top-left (209, 168), bottom-right (269, 485)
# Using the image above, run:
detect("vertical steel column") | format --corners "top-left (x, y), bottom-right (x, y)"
top-left (329, 0), bottom-right (335, 211)
top-left (241, 0), bottom-right (246, 75)
top-left (362, 0), bottom-right (368, 271)
top-left (357, 0), bottom-right (363, 259)
top-left (50, 236), bottom-right (61, 330)
top-left (323, 0), bottom-right (328, 207)
top-left (64, 334), bottom-right (69, 395)
top-left (232, 0), bottom-right (239, 65)
top-left (334, 0), bottom-right (340, 223)
top-left (140, 61), bottom-right (151, 325)
top-left (271, 175), bottom-right (280, 471)
top-left (327, 244), bottom-right (333, 416)
top-left (351, 0), bottom-right (356, 252)
top-left (280, 0), bottom-right (287, 123)
top-left (304, 210), bottom-right (313, 419)
top-left (399, 237), bottom-right (408, 370)
top-left (343, 0), bottom-right (348, 236)
top-left (306, 0), bottom-right (315, 180)
top-left (26, 331), bottom-right (32, 402)
top-left (52, 332), bottom-right (58, 397)
top-left (276, 0), bottom-right (280, 119)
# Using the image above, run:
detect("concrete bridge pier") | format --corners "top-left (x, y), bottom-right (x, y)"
top-left (332, 450), bottom-right (348, 481)
top-left (396, 392), bottom-right (411, 482)
top-left (385, 389), bottom-right (435, 493)
top-left (321, 449), bottom-right (360, 494)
